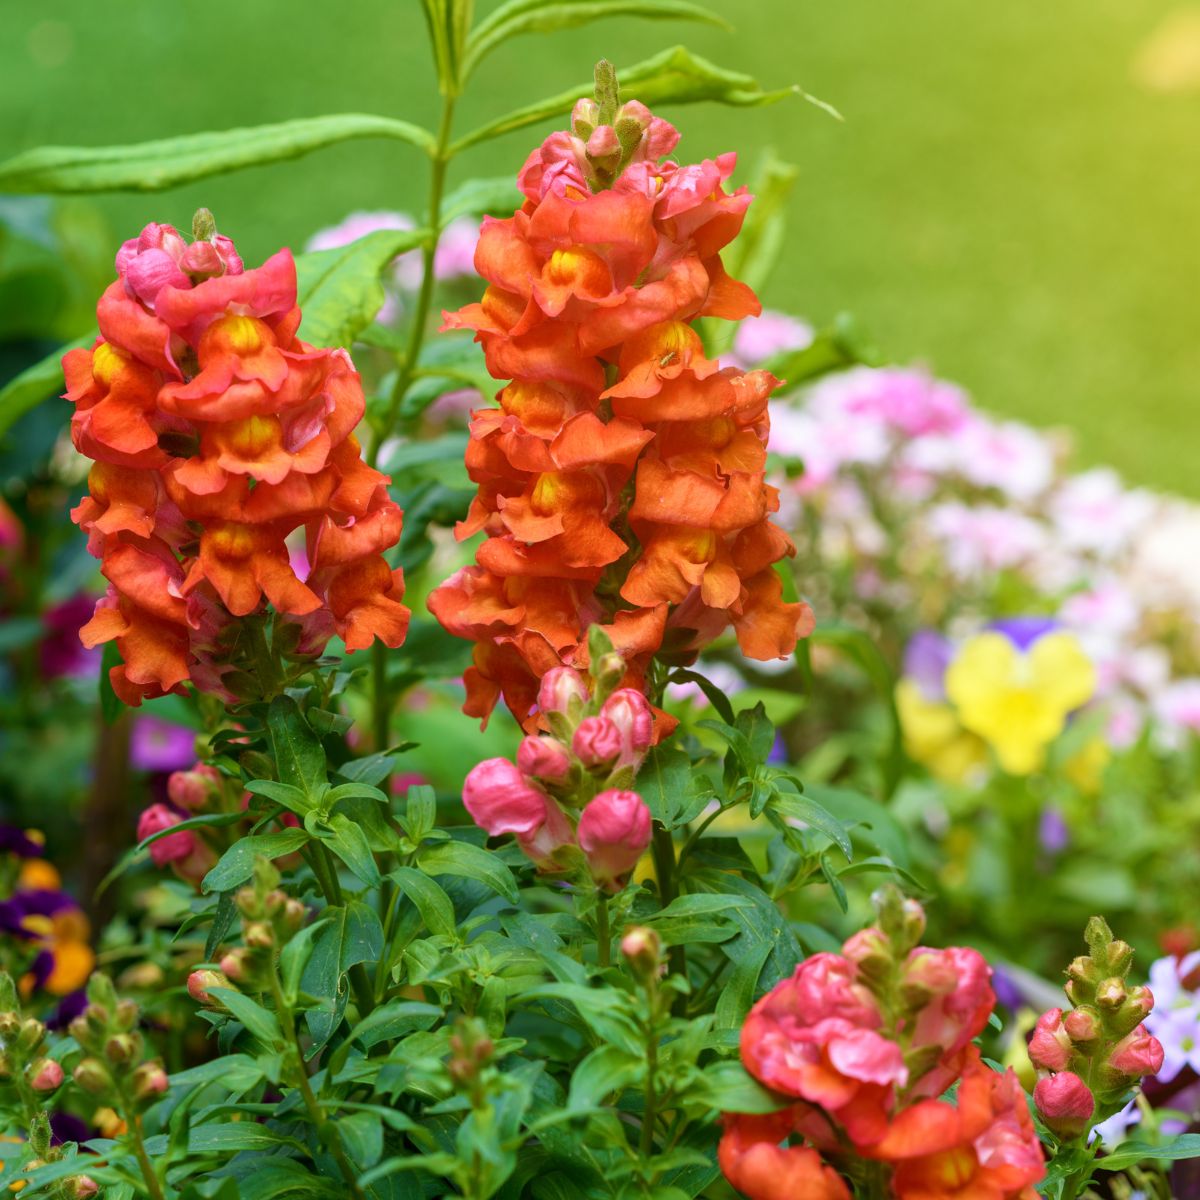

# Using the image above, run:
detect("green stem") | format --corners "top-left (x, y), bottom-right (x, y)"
top-left (118, 1108), bottom-right (165, 1200)
top-left (371, 640), bottom-right (391, 767)
top-left (268, 965), bottom-right (366, 1200)
top-left (245, 618), bottom-right (282, 701)
top-left (596, 894), bottom-right (611, 968)
top-left (650, 825), bottom-right (686, 1001)
top-left (370, 92), bottom-right (458, 467)
top-left (638, 973), bottom-right (662, 1166)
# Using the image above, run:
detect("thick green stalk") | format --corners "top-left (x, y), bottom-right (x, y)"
top-left (596, 894), bottom-right (611, 968)
top-left (267, 964), bottom-right (366, 1200)
top-left (650, 825), bottom-right (687, 996)
top-left (113, 1103), bottom-right (165, 1200)
top-left (370, 91), bottom-right (458, 467)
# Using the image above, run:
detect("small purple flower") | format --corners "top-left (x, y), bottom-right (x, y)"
top-left (129, 716), bottom-right (196, 774)
top-left (990, 967), bottom-right (1025, 1011)
top-left (903, 630), bottom-right (955, 702)
top-left (0, 825), bottom-right (44, 858)
top-left (1146, 952), bottom-right (1200, 1083)
top-left (49, 1111), bottom-right (92, 1147)
top-left (40, 594), bottom-right (101, 680)
top-left (48, 989), bottom-right (88, 1031)
top-left (1038, 806), bottom-right (1070, 855)
top-left (767, 733), bottom-right (788, 766)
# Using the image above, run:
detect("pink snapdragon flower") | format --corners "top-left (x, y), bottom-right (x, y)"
top-left (576, 789), bottom-right (651, 890)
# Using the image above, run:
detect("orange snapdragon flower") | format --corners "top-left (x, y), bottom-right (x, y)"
top-left (430, 95), bottom-right (812, 730)
top-left (65, 217), bottom-right (408, 704)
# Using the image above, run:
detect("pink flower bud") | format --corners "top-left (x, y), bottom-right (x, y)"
top-left (137, 804), bottom-right (195, 867)
top-left (577, 790), bottom-right (652, 891)
top-left (29, 1058), bottom-right (64, 1092)
top-left (573, 716), bottom-right (623, 769)
top-left (1063, 1006), bottom-right (1101, 1043)
top-left (515, 796), bottom-right (576, 869)
top-left (571, 98), bottom-right (601, 137)
top-left (586, 125), bottom-right (621, 159)
top-left (538, 667), bottom-right (589, 717)
top-left (621, 926), bottom-right (662, 980)
top-left (69, 1176), bottom-right (99, 1198)
top-left (462, 758), bottom-right (550, 838)
top-left (600, 688), bottom-right (654, 767)
top-left (516, 736), bottom-right (572, 784)
top-left (1034, 1071), bottom-right (1095, 1138)
top-left (167, 763), bottom-right (221, 810)
top-left (186, 969), bottom-right (229, 1006)
top-left (1108, 1025), bottom-right (1165, 1078)
top-left (131, 1060), bottom-right (169, 1101)
top-left (616, 100), bottom-right (652, 132)
top-left (1029, 1009), bottom-right (1073, 1072)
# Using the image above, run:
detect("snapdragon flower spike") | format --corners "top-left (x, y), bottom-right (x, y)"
top-left (1029, 916), bottom-right (1164, 1136)
top-left (65, 211), bottom-right (408, 705)
top-left (722, 890), bottom-right (1044, 1199)
top-left (430, 74), bottom-right (812, 731)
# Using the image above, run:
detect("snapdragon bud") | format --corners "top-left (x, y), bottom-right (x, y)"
top-left (69, 1176), bottom-right (99, 1198)
top-left (0, 1011), bottom-right (20, 1038)
top-left (104, 1033), bottom-right (141, 1065)
top-left (573, 717), bottom-right (623, 769)
top-left (1096, 978), bottom-right (1127, 1010)
top-left (621, 926), bottom-right (662, 981)
top-left (73, 1057), bottom-right (113, 1095)
top-left (1106, 1025), bottom-right (1165, 1080)
top-left (571, 98), bottom-right (600, 141)
top-left (29, 1058), bottom-right (64, 1093)
top-left (538, 667), bottom-right (589, 720)
top-left (243, 921), bottom-right (275, 950)
top-left (1063, 1006), bottom-right (1101, 1044)
top-left (17, 1017), bottom-right (46, 1051)
top-left (219, 948), bottom-right (254, 984)
top-left (1034, 1071), bottom-right (1095, 1139)
top-left (131, 1060), bottom-right (169, 1102)
top-left (114, 998), bottom-right (140, 1031)
top-left (577, 790), bottom-right (652, 892)
top-left (1029, 1009), bottom-right (1073, 1072)
top-left (187, 968), bottom-right (230, 1006)
top-left (517, 735), bottom-right (573, 784)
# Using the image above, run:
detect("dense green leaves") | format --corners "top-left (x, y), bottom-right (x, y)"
top-left (201, 828), bottom-right (312, 893)
top-left (0, 114), bottom-right (434, 194)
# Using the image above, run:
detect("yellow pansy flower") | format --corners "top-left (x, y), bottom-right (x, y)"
top-left (895, 679), bottom-right (989, 784)
top-left (944, 632), bottom-right (1096, 775)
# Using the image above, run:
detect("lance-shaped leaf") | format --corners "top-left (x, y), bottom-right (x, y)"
top-left (0, 114), bottom-right (435, 195)
top-left (462, 1), bottom-right (728, 81)
top-left (0, 331), bottom-right (92, 438)
top-left (294, 227), bottom-right (428, 349)
top-left (453, 45), bottom-right (832, 153)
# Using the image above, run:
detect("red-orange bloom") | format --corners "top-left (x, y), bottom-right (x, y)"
top-left (869, 1057), bottom-right (1045, 1199)
top-left (718, 1111), bottom-right (851, 1200)
top-left (430, 95), bottom-right (812, 730)
top-left (66, 220), bottom-right (408, 703)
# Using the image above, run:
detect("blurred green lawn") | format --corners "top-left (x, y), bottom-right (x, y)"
top-left (3, 1), bottom-right (1198, 493)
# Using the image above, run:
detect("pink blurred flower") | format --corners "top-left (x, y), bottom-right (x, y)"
top-left (462, 758), bottom-right (548, 838)
top-left (130, 717), bottom-right (195, 773)
top-left (305, 211), bottom-right (421, 316)
top-left (733, 310), bottom-right (814, 365)
top-left (167, 763), bottom-right (222, 811)
top-left (925, 502), bottom-right (1048, 579)
top-left (433, 216), bottom-right (480, 279)
top-left (1049, 469), bottom-right (1153, 557)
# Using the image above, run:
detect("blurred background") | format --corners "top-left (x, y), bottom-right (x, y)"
top-left (1, 0), bottom-right (1198, 492)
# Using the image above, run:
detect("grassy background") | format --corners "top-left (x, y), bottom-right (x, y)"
top-left (3, 1), bottom-right (1198, 493)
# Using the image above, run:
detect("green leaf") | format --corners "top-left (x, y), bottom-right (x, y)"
top-left (267, 695), bottom-right (327, 800)
top-left (405, 784), bottom-right (437, 842)
top-left (301, 900), bottom-right (384, 1053)
top-left (204, 891), bottom-right (238, 961)
top-left (1094, 1134), bottom-right (1200, 1171)
top-left (98, 640), bottom-right (124, 724)
top-left (320, 813), bottom-right (382, 887)
top-left (200, 828), bottom-right (311, 894)
top-left (768, 313), bottom-right (882, 394)
top-left (641, 893), bottom-right (751, 944)
top-left (695, 1060), bottom-right (790, 1113)
top-left (638, 742), bottom-right (698, 830)
top-left (0, 332), bottom-right (91, 438)
top-left (567, 1044), bottom-right (643, 1112)
top-left (767, 782), bottom-right (853, 860)
top-left (417, 840), bottom-right (519, 904)
top-left (669, 667), bottom-right (736, 724)
top-left (453, 45), bottom-right (824, 153)
top-left (208, 987), bottom-right (282, 1044)
top-left (440, 176), bottom-right (520, 224)
top-left (463, 1), bottom-right (729, 80)
top-left (0, 115), bottom-right (435, 194)
top-left (294, 227), bottom-right (428, 349)
top-left (279, 915), bottom-right (332, 1002)
top-left (803, 783), bottom-right (910, 867)
top-left (389, 866), bottom-right (456, 937)
top-left (347, 1000), bottom-right (442, 1050)
top-left (244, 779), bottom-right (312, 816)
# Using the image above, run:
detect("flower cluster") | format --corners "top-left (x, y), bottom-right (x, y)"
top-left (429, 81), bottom-right (812, 730)
top-left (743, 344), bottom-right (1200, 752)
top-left (135, 761), bottom-right (227, 887)
top-left (720, 891), bottom-right (1045, 1199)
top-left (64, 211), bottom-right (409, 705)
top-left (461, 637), bottom-right (653, 891)
top-left (1029, 917), bottom-right (1165, 1140)
top-left (0, 827), bottom-right (93, 1002)
top-left (896, 619), bottom-right (1099, 780)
